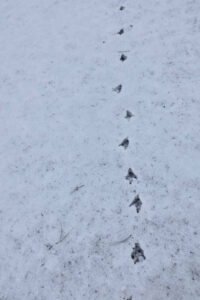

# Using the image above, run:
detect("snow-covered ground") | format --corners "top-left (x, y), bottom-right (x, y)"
top-left (0, 0), bottom-right (200, 299)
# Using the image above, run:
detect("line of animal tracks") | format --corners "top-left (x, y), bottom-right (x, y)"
top-left (113, 4), bottom-right (145, 266)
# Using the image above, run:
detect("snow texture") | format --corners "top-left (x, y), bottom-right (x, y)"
top-left (0, 0), bottom-right (200, 299)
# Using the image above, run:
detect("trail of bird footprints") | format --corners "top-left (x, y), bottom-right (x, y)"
top-left (112, 5), bottom-right (145, 267)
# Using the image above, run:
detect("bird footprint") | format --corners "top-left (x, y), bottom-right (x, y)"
top-left (119, 137), bottom-right (129, 149)
top-left (125, 168), bottom-right (137, 184)
top-left (120, 54), bottom-right (127, 62)
top-left (117, 28), bottom-right (124, 35)
top-left (125, 110), bottom-right (133, 119)
top-left (113, 84), bottom-right (122, 93)
top-left (131, 243), bottom-right (146, 264)
top-left (129, 195), bottom-right (142, 213)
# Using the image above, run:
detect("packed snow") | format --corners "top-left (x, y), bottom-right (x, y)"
top-left (0, 0), bottom-right (200, 299)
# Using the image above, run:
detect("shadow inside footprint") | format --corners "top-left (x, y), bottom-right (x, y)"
top-left (118, 28), bottom-right (124, 35)
top-left (119, 137), bottom-right (129, 149)
top-left (113, 84), bottom-right (122, 93)
top-left (129, 195), bottom-right (142, 213)
top-left (120, 54), bottom-right (127, 62)
top-left (125, 110), bottom-right (133, 119)
top-left (131, 243), bottom-right (146, 264)
top-left (125, 168), bottom-right (137, 184)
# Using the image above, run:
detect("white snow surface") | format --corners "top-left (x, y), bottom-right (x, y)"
top-left (0, 0), bottom-right (200, 299)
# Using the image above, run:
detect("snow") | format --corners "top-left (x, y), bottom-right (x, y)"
top-left (0, 0), bottom-right (200, 299)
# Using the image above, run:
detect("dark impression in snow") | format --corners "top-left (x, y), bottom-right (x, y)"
top-left (131, 243), bottom-right (146, 264)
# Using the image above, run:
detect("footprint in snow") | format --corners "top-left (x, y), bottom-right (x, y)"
top-left (120, 54), bottom-right (127, 62)
top-left (125, 168), bottom-right (137, 184)
top-left (119, 137), bottom-right (129, 149)
top-left (131, 243), bottom-right (146, 264)
top-left (113, 84), bottom-right (122, 93)
top-left (129, 195), bottom-right (142, 213)
top-left (125, 110), bottom-right (133, 119)
top-left (117, 28), bottom-right (124, 35)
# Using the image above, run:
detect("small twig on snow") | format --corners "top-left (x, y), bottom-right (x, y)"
top-left (71, 184), bottom-right (85, 194)
top-left (110, 234), bottom-right (132, 246)
top-left (55, 223), bottom-right (70, 245)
